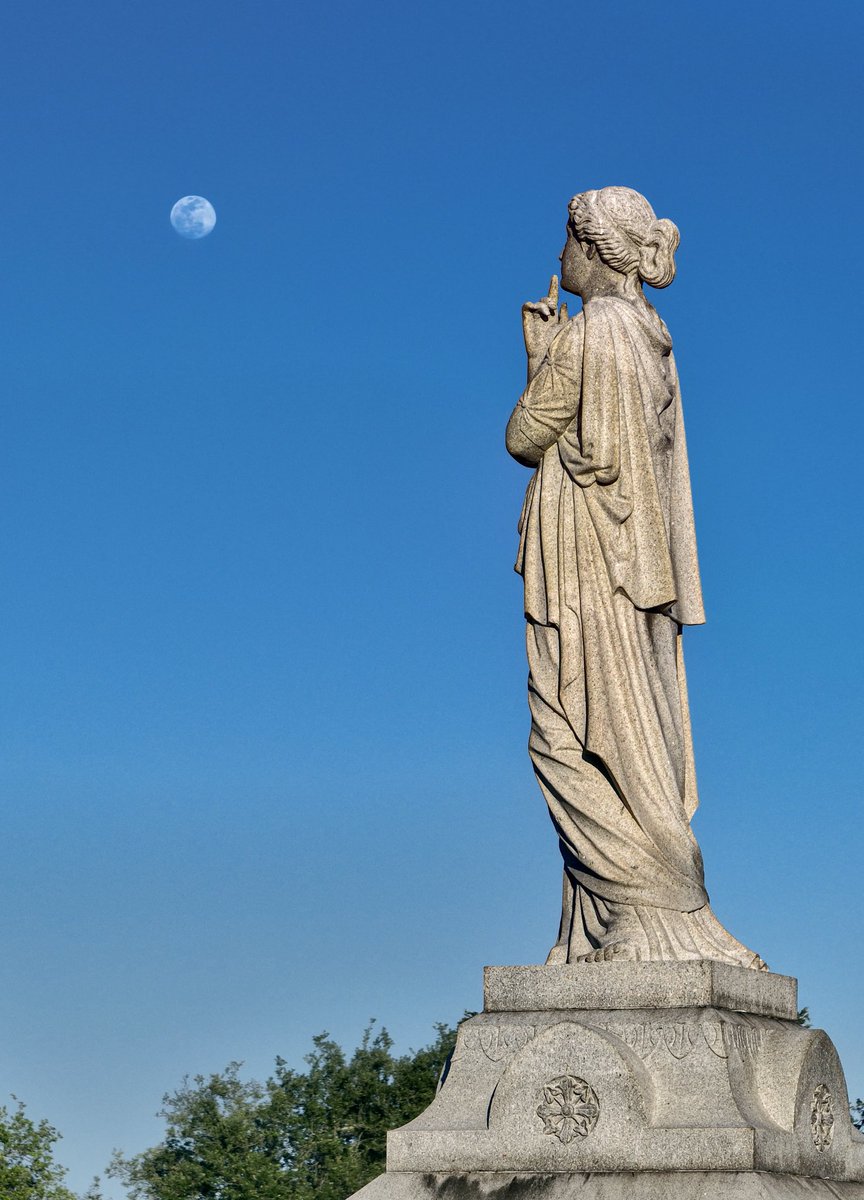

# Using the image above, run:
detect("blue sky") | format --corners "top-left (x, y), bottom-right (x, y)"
top-left (0, 1), bottom-right (862, 1194)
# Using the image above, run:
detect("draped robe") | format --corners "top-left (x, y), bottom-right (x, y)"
top-left (507, 296), bottom-right (712, 958)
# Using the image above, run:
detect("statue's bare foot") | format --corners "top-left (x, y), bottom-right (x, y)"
top-left (573, 903), bottom-right (650, 964)
top-left (563, 903), bottom-right (767, 969)
top-left (577, 940), bottom-right (643, 963)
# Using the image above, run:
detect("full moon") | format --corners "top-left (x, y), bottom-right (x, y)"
top-left (170, 195), bottom-right (217, 239)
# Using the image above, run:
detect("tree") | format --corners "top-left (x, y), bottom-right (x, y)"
top-left (109, 1021), bottom-right (458, 1200)
top-left (104, 1015), bottom-right (864, 1197)
top-left (0, 1096), bottom-right (78, 1200)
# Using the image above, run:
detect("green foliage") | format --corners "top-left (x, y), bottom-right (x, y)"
top-left (109, 1021), bottom-right (459, 1200)
top-left (108, 1065), bottom-right (281, 1200)
top-left (796, 1007), bottom-right (811, 1027)
top-left (0, 1097), bottom-right (78, 1200)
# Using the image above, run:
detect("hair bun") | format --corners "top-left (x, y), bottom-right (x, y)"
top-left (638, 218), bottom-right (679, 289)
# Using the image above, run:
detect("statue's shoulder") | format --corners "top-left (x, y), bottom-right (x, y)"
top-left (584, 296), bottom-right (672, 355)
top-left (584, 295), bottom-right (630, 318)
top-left (548, 309), bottom-right (585, 357)
top-left (580, 296), bottom-right (627, 338)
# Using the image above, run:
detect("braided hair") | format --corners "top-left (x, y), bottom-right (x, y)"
top-left (568, 187), bottom-right (679, 292)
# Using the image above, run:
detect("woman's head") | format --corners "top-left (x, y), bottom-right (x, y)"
top-left (564, 187), bottom-right (679, 296)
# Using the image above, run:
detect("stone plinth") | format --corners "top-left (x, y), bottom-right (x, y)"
top-left (349, 963), bottom-right (864, 1199)
top-left (484, 962), bottom-right (798, 1019)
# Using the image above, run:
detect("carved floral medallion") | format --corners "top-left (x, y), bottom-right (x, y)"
top-left (536, 1075), bottom-right (600, 1144)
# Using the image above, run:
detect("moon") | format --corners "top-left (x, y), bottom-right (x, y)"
top-left (170, 195), bottom-right (216, 239)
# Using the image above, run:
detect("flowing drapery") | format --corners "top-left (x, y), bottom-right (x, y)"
top-left (508, 297), bottom-right (758, 963)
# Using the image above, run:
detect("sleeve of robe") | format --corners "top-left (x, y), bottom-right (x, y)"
top-left (506, 316), bottom-right (585, 465)
top-left (555, 306), bottom-right (621, 488)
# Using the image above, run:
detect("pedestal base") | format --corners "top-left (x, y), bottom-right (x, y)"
top-left (353, 1170), bottom-right (864, 1199)
top-left (350, 963), bottom-right (864, 1198)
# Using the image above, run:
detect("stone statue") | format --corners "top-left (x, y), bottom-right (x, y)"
top-left (348, 187), bottom-right (864, 1200)
top-left (506, 186), bottom-right (764, 969)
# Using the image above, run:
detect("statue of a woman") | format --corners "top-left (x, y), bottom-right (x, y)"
top-left (506, 187), bottom-right (764, 968)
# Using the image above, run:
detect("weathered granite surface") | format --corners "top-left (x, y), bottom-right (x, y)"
top-left (506, 187), bottom-right (764, 968)
top-left (484, 962), bottom-right (797, 1019)
top-left (348, 963), bottom-right (863, 1198)
top-left (353, 1171), bottom-right (864, 1199)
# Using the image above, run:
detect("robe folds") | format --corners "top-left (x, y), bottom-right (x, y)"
top-left (508, 296), bottom-right (711, 955)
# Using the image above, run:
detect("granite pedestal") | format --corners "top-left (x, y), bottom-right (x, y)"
top-left (350, 963), bottom-right (864, 1199)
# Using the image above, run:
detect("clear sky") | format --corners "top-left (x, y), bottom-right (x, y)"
top-left (0, 1), bottom-right (862, 1194)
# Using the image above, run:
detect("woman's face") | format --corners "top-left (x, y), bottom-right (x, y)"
top-left (559, 225), bottom-right (591, 297)
top-left (560, 220), bottom-right (632, 301)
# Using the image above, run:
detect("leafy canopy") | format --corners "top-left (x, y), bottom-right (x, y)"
top-left (0, 1097), bottom-right (79, 1200)
top-left (109, 1021), bottom-right (458, 1200)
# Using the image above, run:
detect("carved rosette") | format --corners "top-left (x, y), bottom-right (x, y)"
top-left (536, 1075), bottom-right (600, 1144)
top-left (811, 1083), bottom-right (835, 1151)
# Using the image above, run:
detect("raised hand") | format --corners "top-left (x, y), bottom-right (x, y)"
top-left (522, 274), bottom-right (569, 365)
